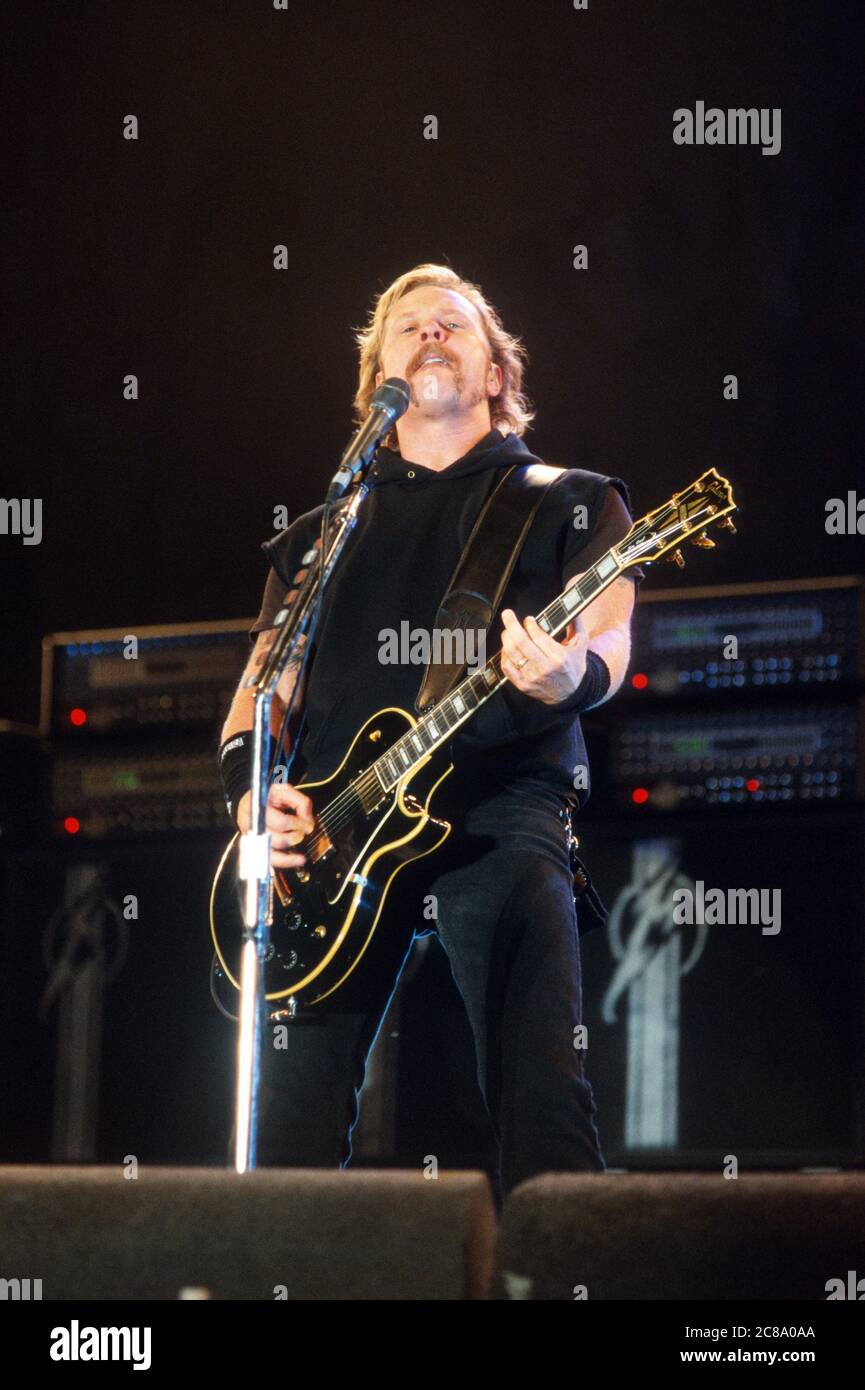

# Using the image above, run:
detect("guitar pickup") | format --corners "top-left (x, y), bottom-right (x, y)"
top-left (307, 824), bottom-right (334, 863)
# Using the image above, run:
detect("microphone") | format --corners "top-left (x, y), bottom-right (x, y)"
top-left (326, 378), bottom-right (411, 502)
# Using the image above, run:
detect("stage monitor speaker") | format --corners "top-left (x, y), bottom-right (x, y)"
top-left (0, 1166), bottom-right (495, 1300)
top-left (496, 1172), bottom-right (865, 1300)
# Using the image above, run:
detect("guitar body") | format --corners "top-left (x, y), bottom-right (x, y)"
top-left (210, 708), bottom-right (453, 1008)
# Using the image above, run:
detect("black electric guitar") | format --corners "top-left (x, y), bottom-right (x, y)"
top-left (210, 468), bottom-right (737, 1009)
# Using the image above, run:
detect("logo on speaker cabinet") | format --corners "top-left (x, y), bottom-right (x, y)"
top-left (601, 839), bottom-right (706, 1150)
top-left (602, 840), bottom-right (706, 1025)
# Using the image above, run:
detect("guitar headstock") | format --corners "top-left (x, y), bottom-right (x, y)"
top-left (616, 468), bottom-right (737, 571)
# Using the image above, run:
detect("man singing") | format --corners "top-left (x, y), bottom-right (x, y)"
top-left (219, 263), bottom-right (641, 1206)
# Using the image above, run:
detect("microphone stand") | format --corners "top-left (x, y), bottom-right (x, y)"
top-left (231, 476), bottom-right (371, 1174)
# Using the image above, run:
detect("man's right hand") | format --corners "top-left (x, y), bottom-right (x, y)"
top-left (235, 783), bottom-right (317, 868)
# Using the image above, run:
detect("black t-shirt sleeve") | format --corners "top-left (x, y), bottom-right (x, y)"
top-left (247, 513), bottom-right (320, 644)
top-left (248, 565), bottom-right (292, 639)
top-left (562, 479), bottom-right (644, 589)
top-left (498, 472), bottom-right (641, 738)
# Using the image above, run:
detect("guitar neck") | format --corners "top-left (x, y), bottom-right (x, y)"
top-left (368, 547), bottom-right (626, 796)
top-left (314, 466), bottom-right (736, 822)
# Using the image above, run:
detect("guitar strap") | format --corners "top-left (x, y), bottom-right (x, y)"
top-left (413, 461), bottom-right (564, 714)
top-left (412, 459), bottom-right (611, 936)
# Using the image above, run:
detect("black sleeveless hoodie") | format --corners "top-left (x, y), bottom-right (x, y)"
top-left (252, 428), bottom-right (641, 815)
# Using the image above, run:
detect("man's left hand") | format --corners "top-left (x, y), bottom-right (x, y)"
top-left (500, 608), bottom-right (588, 705)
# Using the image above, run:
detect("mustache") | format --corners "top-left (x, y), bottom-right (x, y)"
top-left (410, 350), bottom-right (456, 373)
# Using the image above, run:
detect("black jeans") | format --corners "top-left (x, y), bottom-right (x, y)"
top-left (249, 786), bottom-right (606, 1206)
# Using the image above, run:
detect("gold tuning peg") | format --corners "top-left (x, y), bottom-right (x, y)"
top-left (665, 547), bottom-right (686, 567)
top-left (719, 516), bottom-right (737, 534)
top-left (692, 530), bottom-right (715, 548)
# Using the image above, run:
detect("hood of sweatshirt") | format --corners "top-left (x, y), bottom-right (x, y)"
top-left (368, 427), bottom-right (541, 487)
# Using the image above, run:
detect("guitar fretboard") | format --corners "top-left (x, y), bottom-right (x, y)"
top-left (308, 469), bottom-right (735, 841)
top-left (367, 548), bottom-right (624, 798)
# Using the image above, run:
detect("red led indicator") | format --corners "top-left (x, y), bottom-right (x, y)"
top-left (631, 673), bottom-right (649, 690)
top-left (70, 708), bottom-right (87, 727)
top-left (631, 787), bottom-right (650, 805)
top-left (746, 778), bottom-right (761, 793)
top-left (63, 817), bottom-right (81, 835)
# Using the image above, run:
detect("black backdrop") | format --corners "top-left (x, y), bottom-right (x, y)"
top-left (2, 0), bottom-right (862, 721)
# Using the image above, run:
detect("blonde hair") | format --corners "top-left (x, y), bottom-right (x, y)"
top-left (353, 263), bottom-right (534, 446)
